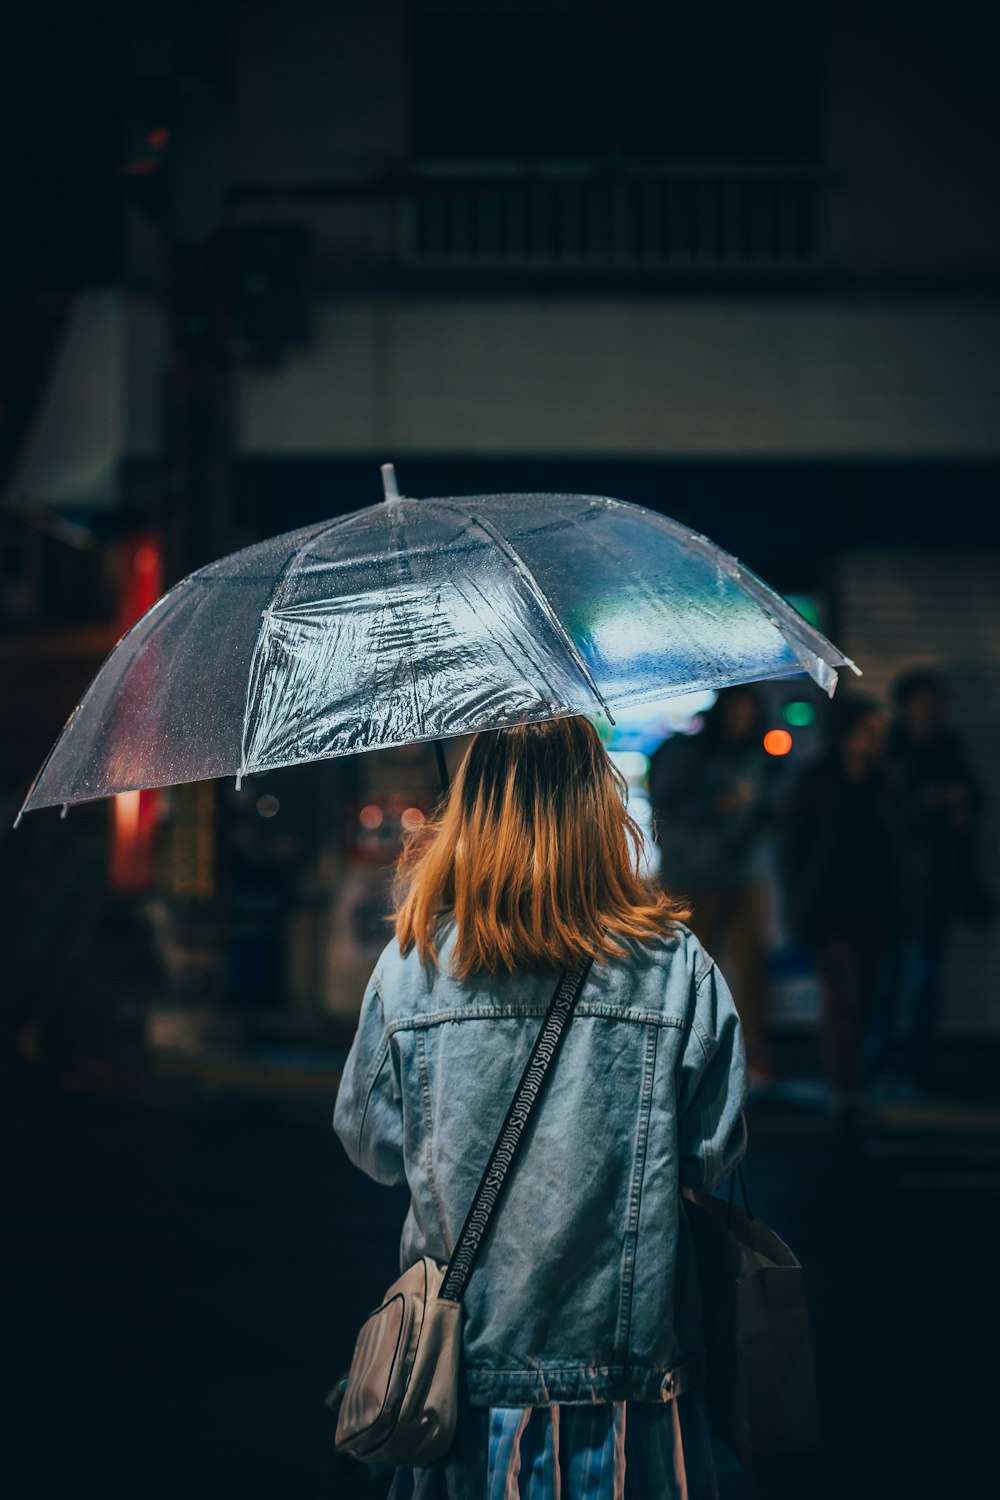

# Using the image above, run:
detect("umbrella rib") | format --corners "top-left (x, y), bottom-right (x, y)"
top-left (237, 511), bottom-right (365, 784)
top-left (454, 572), bottom-right (579, 710)
top-left (385, 502), bottom-right (427, 740)
top-left (439, 502), bottom-right (616, 726)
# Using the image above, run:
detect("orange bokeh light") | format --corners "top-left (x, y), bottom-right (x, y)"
top-left (763, 729), bottom-right (794, 757)
top-left (358, 803), bottom-right (384, 829)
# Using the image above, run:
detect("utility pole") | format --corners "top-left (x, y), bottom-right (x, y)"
top-left (125, 0), bottom-right (235, 1022)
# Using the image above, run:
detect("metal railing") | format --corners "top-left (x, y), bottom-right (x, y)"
top-left (401, 161), bottom-right (830, 274)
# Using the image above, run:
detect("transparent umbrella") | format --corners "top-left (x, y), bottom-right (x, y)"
top-left (17, 472), bottom-right (858, 821)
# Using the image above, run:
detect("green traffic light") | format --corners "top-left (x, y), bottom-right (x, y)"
top-left (782, 701), bottom-right (816, 727)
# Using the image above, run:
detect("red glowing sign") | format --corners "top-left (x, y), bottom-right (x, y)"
top-left (109, 534), bottom-right (165, 890)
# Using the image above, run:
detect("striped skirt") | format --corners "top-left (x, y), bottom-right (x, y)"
top-left (388, 1390), bottom-right (718, 1500)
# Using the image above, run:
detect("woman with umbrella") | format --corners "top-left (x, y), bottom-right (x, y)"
top-left (18, 480), bottom-right (853, 1495)
top-left (334, 714), bottom-right (747, 1498)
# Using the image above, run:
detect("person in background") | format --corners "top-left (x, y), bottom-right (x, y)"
top-left (868, 669), bottom-right (991, 1090)
top-left (782, 697), bottom-right (901, 1134)
top-left (649, 686), bottom-right (777, 1084)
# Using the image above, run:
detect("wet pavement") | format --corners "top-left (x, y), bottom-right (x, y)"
top-left (3, 1045), bottom-right (997, 1500)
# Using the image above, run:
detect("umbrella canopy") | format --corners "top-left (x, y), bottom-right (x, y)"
top-left (18, 486), bottom-right (857, 820)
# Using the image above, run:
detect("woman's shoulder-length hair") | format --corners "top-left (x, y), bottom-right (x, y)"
top-left (394, 716), bottom-right (689, 979)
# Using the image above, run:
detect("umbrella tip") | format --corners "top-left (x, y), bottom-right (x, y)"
top-left (381, 463), bottom-right (400, 504)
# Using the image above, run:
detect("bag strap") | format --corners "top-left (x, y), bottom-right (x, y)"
top-left (726, 1162), bottom-right (753, 1227)
top-left (438, 957), bottom-right (593, 1304)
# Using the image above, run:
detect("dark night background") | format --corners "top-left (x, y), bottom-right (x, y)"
top-left (2, 4), bottom-right (999, 1498)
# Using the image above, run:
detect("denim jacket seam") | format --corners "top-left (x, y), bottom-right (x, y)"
top-left (614, 1021), bottom-right (659, 1358)
top-left (686, 1014), bottom-right (717, 1181)
top-left (471, 1353), bottom-right (699, 1375)
top-left (693, 956), bottom-right (716, 992)
top-left (386, 1008), bottom-right (687, 1035)
top-left (415, 1028), bottom-right (452, 1254)
top-left (688, 1014), bottom-right (713, 1062)
top-left (699, 1094), bottom-right (715, 1185)
top-left (355, 1032), bottom-right (390, 1161)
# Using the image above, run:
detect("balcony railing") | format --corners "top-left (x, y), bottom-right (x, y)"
top-left (401, 162), bottom-right (831, 274)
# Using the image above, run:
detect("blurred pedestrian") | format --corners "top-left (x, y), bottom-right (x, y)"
top-left (782, 697), bottom-right (900, 1131)
top-left (335, 717), bottom-right (746, 1499)
top-left (649, 686), bottom-right (777, 1083)
top-left (868, 669), bottom-right (992, 1089)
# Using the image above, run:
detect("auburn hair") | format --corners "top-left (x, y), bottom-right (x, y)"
top-left (394, 716), bottom-right (689, 978)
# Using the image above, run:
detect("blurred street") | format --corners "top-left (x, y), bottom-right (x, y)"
top-left (4, 1037), bottom-right (998, 1500)
top-left (3, 4), bottom-right (1000, 1496)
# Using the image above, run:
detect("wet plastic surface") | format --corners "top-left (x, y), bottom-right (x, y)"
top-left (20, 493), bottom-right (856, 814)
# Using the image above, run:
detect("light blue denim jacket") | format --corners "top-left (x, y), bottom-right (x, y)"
top-left (333, 922), bottom-right (747, 1407)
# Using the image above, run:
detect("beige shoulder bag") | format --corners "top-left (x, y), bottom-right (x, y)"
top-left (330, 959), bottom-right (593, 1467)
